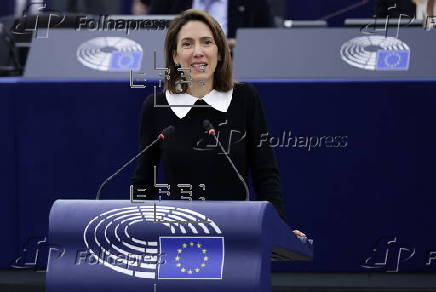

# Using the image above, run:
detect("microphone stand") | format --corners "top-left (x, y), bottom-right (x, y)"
top-left (203, 120), bottom-right (250, 201)
top-left (96, 125), bottom-right (175, 200)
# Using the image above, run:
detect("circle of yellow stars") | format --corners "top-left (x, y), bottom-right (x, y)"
top-left (174, 241), bottom-right (209, 274)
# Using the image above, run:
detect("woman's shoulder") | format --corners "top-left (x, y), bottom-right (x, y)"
top-left (232, 82), bottom-right (261, 108)
top-left (233, 82), bottom-right (259, 97)
top-left (142, 90), bottom-right (166, 110)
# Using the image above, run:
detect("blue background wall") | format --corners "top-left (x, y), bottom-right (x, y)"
top-left (2, 78), bottom-right (436, 272)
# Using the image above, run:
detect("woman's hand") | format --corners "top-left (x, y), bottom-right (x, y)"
top-left (292, 229), bottom-right (306, 237)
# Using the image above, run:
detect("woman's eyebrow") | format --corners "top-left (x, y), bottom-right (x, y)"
top-left (179, 36), bottom-right (214, 42)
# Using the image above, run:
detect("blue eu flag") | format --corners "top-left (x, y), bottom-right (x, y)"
top-left (376, 50), bottom-right (410, 71)
top-left (109, 51), bottom-right (142, 72)
top-left (158, 237), bottom-right (224, 279)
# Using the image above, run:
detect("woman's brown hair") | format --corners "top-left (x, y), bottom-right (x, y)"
top-left (164, 9), bottom-right (233, 93)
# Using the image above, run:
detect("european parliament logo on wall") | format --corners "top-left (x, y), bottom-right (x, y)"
top-left (340, 36), bottom-right (410, 71)
top-left (76, 37), bottom-right (143, 72)
top-left (83, 206), bottom-right (224, 280)
top-left (375, 50), bottom-right (409, 71)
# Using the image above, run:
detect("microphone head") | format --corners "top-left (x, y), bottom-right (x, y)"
top-left (202, 119), bottom-right (211, 130)
top-left (202, 120), bottom-right (215, 135)
top-left (203, 119), bottom-right (216, 130)
top-left (159, 125), bottom-right (175, 140)
top-left (162, 125), bottom-right (175, 136)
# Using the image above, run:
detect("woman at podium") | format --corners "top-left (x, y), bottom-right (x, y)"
top-left (131, 9), bottom-right (305, 237)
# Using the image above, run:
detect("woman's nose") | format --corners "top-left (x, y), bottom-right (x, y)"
top-left (192, 43), bottom-right (204, 57)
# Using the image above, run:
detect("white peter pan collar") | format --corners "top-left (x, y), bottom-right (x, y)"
top-left (165, 89), bottom-right (233, 119)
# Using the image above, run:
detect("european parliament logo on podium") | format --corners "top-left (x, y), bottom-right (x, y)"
top-left (83, 205), bottom-right (224, 280)
top-left (158, 237), bottom-right (224, 279)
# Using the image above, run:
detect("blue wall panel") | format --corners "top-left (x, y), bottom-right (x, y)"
top-left (1, 79), bottom-right (436, 272)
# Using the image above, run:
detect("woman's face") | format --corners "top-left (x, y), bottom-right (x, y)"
top-left (173, 20), bottom-right (220, 86)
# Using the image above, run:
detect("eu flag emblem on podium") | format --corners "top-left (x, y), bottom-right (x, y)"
top-left (158, 237), bottom-right (224, 279)
top-left (376, 50), bottom-right (410, 71)
top-left (109, 51), bottom-right (142, 71)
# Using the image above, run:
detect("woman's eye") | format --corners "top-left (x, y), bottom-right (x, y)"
top-left (204, 40), bottom-right (212, 45)
top-left (182, 42), bottom-right (191, 47)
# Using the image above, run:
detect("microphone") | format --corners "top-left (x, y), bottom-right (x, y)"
top-left (203, 119), bottom-right (216, 135)
top-left (202, 120), bottom-right (250, 201)
top-left (95, 125), bottom-right (175, 200)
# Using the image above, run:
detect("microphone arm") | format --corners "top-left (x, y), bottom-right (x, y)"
top-left (203, 120), bottom-right (250, 201)
top-left (96, 125), bottom-right (175, 200)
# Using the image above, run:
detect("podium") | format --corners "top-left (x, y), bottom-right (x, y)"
top-left (46, 200), bottom-right (313, 292)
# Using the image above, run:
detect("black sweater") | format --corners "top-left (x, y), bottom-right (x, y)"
top-left (131, 82), bottom-right (287, 222)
